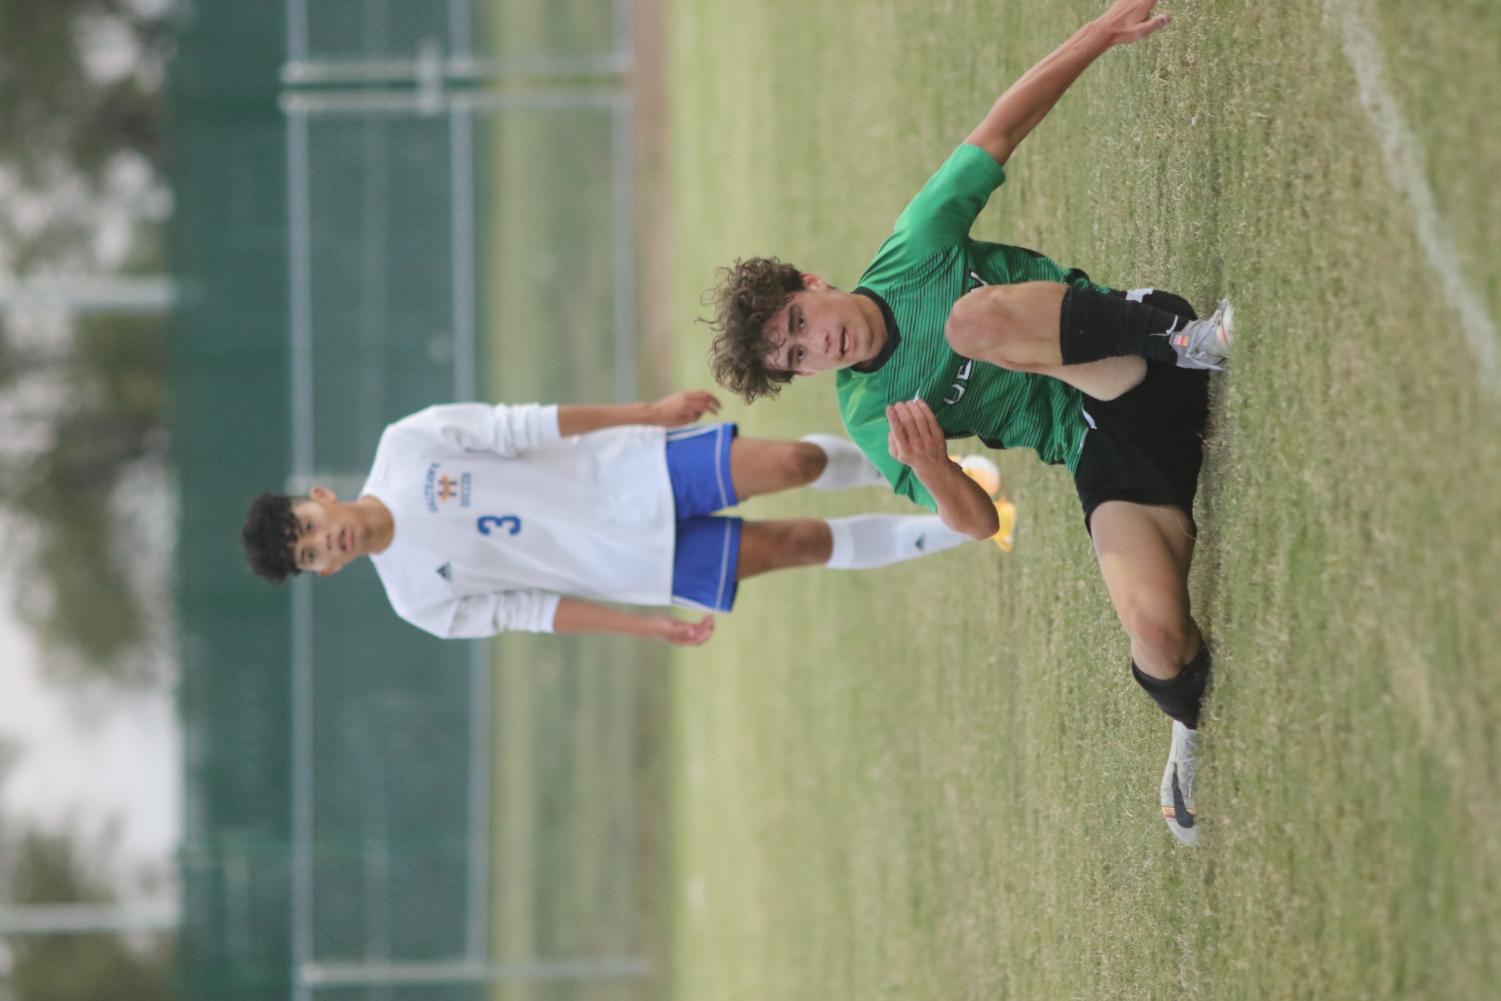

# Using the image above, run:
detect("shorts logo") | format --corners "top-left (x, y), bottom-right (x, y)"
top-left (435, 562), bottom-right (453, 582)
top-left (424, 463), bottom-right (473, 512)
top-left (477, 514), bottom-right (522, 536)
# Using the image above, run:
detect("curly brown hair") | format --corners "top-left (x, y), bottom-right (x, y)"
top-left (701, 256), bottom-right (805, 401)
top-left (242, 492), bottom-right (303, 583)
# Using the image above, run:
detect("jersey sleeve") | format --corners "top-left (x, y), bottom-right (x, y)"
top-left (844, 413), bottom-right (939, 512)
top-left (888, 144), bottom-right (1007, 260)
top-left (401, 589), bottom-right (564, 638)
top-left (386, 402), bottom-right (562, 457)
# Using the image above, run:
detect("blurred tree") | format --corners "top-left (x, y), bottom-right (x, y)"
top-left (0, 0), bottom-right (169, 273)
top-left (0, 0), bottom-right (173, 685)
top-left (3, 830), bottom-right (174, 1001)
top-left (1, 312), bottom-right (170, 686)
top-left (0, 0), bottom-right (165, 173)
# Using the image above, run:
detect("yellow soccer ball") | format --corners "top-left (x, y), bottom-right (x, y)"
top-left (953, 454), bottom-right (1002, 498)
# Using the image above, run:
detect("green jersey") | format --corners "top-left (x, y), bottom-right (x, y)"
top-left (836, 143), bottom-right (1106, 510)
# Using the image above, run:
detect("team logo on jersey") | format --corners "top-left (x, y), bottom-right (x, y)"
top-left (932, 270), bottom-right (989, 409)
top-left (435, 562), bottom-right (454, 582)
top-left (424, 463), bottom-right (473, 512)
top-left (942, 359), bottom-right (975, 406)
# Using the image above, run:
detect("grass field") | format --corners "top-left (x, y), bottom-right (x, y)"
top-left (479, 5), bottom-right (670, 997)
top-left (666, 1), bottom-right (1501, 999)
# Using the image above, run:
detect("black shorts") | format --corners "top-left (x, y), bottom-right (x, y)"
top-left (1072, 289), bottom-right (1210, 532)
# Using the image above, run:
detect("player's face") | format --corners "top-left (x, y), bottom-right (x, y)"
top-left (289, 489), bottom-right (366, 577)
top-left (763, 275), bottom-right (885, 377)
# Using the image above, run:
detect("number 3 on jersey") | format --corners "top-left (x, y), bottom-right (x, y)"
top-left (477, 514), bottom-right (522, 536)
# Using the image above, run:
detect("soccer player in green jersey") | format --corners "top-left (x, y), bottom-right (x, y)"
top-left (703, 0), bottom-right (1233, 845)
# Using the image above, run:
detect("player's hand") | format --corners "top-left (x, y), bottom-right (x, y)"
top-left (1091, 0), bottom-right (1170, 48)
top-left (653, 613), bottom-right (715, 646)
top-left (649, 389), bottom-right (722, 427)
top-left (886, 400), bottom-right (950, 474)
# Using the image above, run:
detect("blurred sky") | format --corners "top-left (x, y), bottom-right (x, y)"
top-left (0, 520), bottom-right (179, 881)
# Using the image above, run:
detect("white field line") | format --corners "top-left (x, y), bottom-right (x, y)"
top-left (1323, 0), bottom-right (1500, 398)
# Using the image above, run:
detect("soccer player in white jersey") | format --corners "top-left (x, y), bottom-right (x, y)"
top-left (241, 389), bottom-right (1006, 646)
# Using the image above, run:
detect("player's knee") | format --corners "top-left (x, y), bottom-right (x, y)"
top-left (945, 287), bottom-right (1021, 365)
top-left (1120, 605), bottom-right (1193, 670)
top-left (780, 519), bottom-right (832, 567)
top-left (785, 441), bottom-right (827, 487)
top-left (943, 291), bottom-right (986, 356)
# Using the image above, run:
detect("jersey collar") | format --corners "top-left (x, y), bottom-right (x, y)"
top-left (851, 287), bottom-right (900, 373)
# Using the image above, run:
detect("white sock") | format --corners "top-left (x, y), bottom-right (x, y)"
top-left (824, 514), bottom-right (972, 570)
top-left (801, 434), bottom-right (886, 491)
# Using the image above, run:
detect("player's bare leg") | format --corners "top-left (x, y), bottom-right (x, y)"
top-left (1089, 500), bottom-right (1200, 677)
top-left (945, 282), bottom-right (1148, 399)
top-left (1090, 498), bottom-right (1208, 845)
top-left (944, 281), bottom-right (1232, 398)
top-left (736, 519), bottom-right (833, 578)
top-left (730, 435), bottom-right (889, 502)
top-left (729, 439), bottom-right (827, 501)
top-left (736, 510), bottom-right (976, 581)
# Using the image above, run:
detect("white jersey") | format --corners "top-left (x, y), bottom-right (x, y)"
top-left (361, 403), bottom-right (674, 638)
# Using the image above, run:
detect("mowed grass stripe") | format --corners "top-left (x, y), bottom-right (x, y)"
top-left (669, 2), bottom-right (1501, 1000)
top-left (1320, 0), bottom-right (1499, 395)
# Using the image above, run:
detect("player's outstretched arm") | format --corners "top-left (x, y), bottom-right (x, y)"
top-left (557, 389), bottom-right (722, 436)
top-left (553, 597), bottom-right (716, 646)
top-left (965, 0), bottom-right (1170, 166)
top-left (886, 401), bottom-right (1000, 540)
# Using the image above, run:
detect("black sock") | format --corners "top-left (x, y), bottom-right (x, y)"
top-left (1131, 645), bottom-right (1211, 729)
top-left (1058, 287), bottom-right (1189, 366)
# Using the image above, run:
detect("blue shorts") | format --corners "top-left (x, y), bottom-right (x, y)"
top-left (664, 423), bottom-right (741, 612)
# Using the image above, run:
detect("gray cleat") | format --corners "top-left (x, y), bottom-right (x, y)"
top-left (1160, 299), bottom-right (1234, 371)
top-left (1159, 720), bottom-right (1199, 846)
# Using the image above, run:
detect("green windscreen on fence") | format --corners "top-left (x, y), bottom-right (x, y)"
top-left (172, 2), bottom-right (647, 999)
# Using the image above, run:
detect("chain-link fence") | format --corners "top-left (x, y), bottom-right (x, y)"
top-left (174, 2), bottom-right (652, 998)
top-left (285, 2), bottom-right (640, 996)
